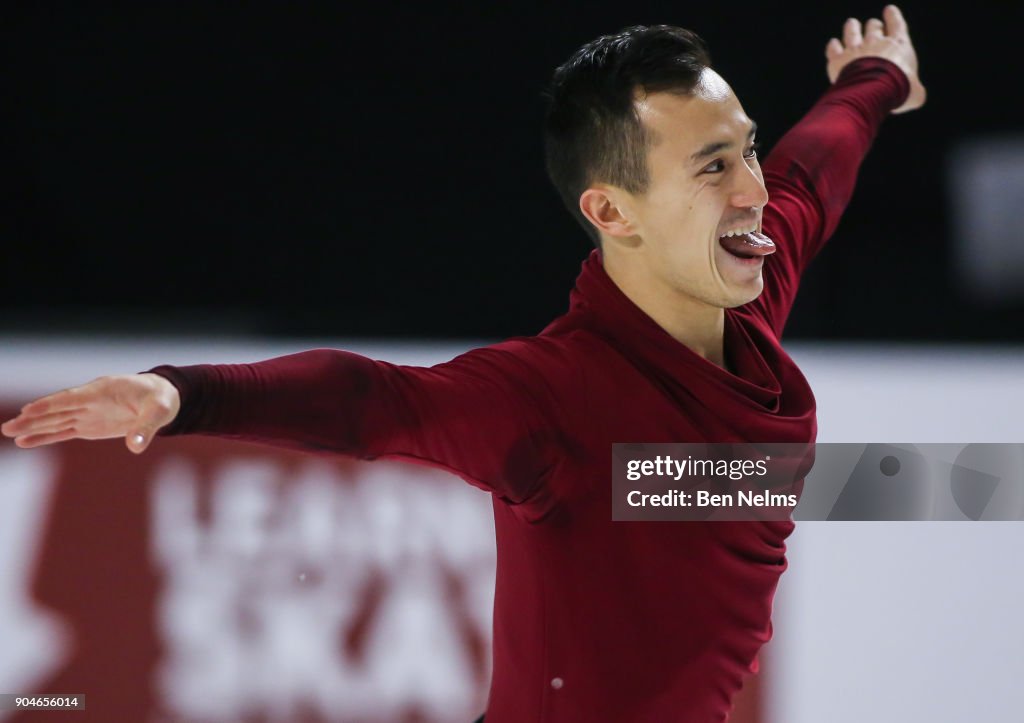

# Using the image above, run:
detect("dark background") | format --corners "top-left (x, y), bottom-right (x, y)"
top-left (1, 1), bottom-right (1020, 341)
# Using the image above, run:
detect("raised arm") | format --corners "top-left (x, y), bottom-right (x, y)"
top-left (750, 5), bottom-right (925, 335)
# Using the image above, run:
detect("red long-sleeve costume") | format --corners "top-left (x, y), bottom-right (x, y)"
top-left (150, 58), bottom-right (910, 722)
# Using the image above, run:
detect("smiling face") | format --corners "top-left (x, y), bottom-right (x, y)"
top-left (611, 68), bottom-right (772, 310)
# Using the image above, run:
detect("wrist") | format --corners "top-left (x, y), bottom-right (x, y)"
top-left (139, 371), bottom-right (183, 432)
top-left (835, 56), bottom-right (911, 111)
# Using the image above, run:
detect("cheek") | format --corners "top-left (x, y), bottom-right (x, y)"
top-left (647, 174), bottom-right (699, 214)
top-left (693, 180), bottom-right (730, 213)
top-left (644, 180), bottom-right (725, 256)
top-left (688, 194), bottom-right (728, 241)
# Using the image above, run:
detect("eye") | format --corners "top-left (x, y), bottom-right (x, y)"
top-left (701, 141), bottom-right (761, 175)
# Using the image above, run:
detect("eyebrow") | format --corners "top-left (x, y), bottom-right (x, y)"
top-left (689, 121), bottom-right (758, 164)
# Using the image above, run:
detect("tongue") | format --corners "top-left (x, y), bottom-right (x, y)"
top-left (719, 231), bottom-right (776, 257)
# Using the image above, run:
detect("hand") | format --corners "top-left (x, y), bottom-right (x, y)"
top-left (825, 5), bottom-right (926, 114)
top-left (1, 373), bottom-right (180, 454)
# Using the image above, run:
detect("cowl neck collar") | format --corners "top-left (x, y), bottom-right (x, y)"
top-left (546, 250), bottom-right (783, 412)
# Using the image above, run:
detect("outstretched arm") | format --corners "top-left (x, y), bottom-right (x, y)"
top-left (750, 5), bottom-right (925, 335)
top-left (1, 342), bottom-right (574, 509)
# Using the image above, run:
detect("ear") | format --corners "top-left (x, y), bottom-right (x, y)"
top-left (579, 185), bottom-right (637, 240)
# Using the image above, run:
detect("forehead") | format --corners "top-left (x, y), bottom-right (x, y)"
top-left (634, 68), bottom-right (751, 154)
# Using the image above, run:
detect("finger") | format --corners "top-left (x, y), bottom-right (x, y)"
top-left (883, 5), bottom-right (909, 39)
top-left (3, 413), bottom-right (37, 436)
top-left (825, 37), bottom-right (844, 59)
top-left (21, 387), bottom-right (93, 416)
top-left (1, 416), bottom-right (22, 436)
top-left (864, 17), bottom-right (885, 39)
top-left (2, 408), bottom-right (86, 436)
top-left (843, 17), bottom-right (863, 47)
top-left (15, 427), bottom-right (81, 449)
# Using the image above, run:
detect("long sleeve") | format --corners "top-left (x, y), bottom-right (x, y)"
top-left (146, 340), bottom-right (572, 507)
top-left (750, 56), bottom-right (911, 336)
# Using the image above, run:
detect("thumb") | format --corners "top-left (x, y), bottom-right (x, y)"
top-left (125, 399), bottom-right (162, 455)
top-left (126, 429), bottom-right (156, 454)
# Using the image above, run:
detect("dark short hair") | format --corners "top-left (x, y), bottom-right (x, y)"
top-left (543, 25), bottom-right (712, 246)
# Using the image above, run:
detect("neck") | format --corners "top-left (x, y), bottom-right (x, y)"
top-left (601, 249), bottom-right (728, 369)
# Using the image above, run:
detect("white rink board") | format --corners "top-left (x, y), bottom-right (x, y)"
top-left (771, 343), bottom-right (1024, 723)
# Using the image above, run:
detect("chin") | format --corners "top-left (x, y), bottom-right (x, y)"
top-left (723, 282), bottom-right (764, 309)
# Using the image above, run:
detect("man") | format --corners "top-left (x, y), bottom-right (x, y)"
top-left (3, 6), bottom-right (924, 721)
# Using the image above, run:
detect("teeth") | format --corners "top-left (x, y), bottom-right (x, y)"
top-left (720, 225), bottom-right (757, 238)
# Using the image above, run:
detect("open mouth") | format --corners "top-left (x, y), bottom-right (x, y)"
top-left (718, 230), bottom-right (776, 261)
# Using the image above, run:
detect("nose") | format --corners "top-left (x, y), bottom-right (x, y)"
top-left (730, 161), bottom-right (769, 210)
